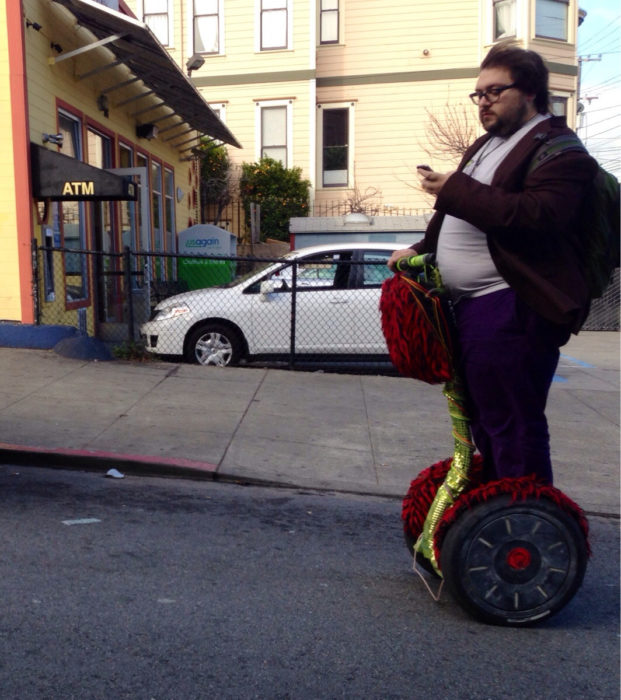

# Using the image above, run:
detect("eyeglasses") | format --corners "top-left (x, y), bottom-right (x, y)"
top-left (469, 83), bottom-right (517, 105)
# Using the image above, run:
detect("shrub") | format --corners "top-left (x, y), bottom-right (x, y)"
top-left (196, 143), bottom-right (233, 225)
top-left (239, 158), bottom-right (310, 241)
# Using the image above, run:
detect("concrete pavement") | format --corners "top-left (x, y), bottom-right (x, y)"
top-left (0, 331), bottom-right (618, 516)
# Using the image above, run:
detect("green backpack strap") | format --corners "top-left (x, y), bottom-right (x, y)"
top-left (528, 133), bottom-right (588, 176)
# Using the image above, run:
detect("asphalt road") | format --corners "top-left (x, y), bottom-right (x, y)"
top-left (0, 465), bottom-right (618, 700)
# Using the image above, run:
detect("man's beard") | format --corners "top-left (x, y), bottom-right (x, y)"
top-left (481, 100), bottom-right (529, 137)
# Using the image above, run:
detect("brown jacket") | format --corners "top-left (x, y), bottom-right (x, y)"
top-left (414, 116), bottom-right (598, 332)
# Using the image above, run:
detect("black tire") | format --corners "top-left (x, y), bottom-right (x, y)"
top-left (185, 323), bottom-right (244, 366)
top-left (441, 495), bottom-right (588, 626)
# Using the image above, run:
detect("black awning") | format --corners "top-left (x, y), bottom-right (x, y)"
top-left (31, 143), bottom-right (137, 201)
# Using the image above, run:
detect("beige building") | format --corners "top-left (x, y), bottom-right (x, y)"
top-left (127, 0), bottom-right (582, 216)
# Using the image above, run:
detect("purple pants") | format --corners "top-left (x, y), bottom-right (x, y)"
top-left (453, 288), bottom-right (570, 484)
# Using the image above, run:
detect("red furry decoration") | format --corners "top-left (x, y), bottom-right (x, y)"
top-left (433, 473), bottom-right (591, 562)
top-left (402, 455), bottom-right (590, 567)
top-left (379, 273), bottom-right (454, 384)
top-left (401, 455), bottom-right (484, 543)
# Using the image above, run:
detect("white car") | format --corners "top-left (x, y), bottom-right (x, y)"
top-left (141, 242), bottom-right (404, 366)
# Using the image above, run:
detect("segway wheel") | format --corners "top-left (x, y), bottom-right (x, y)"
top-left (440, 495), bottom-right (588, 626)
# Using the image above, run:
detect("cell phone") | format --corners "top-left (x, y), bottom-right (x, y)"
top-left (417, 164), bottom-right (432, 171)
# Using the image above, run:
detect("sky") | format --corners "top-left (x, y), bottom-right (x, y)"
top-left (576, 0), bottom-right (621, 176)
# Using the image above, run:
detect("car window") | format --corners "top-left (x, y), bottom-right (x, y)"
top-left (359, 251), bottom-right (393, 287)
top-left (242, 252), bottom-right (352, 294)
top-left (294, 252), bottom-right (352, 290)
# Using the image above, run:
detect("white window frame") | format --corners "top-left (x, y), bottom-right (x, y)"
top-left (192, 0), bottom-right (225, 55)
top-left (139, 0), bottom-right (173, 48)
top-left (317, 102), bottom-right (354, 190)
top-left (255, 0), bottom-right (292, 52)
top-left (255, 99), bottom-right (293, 167)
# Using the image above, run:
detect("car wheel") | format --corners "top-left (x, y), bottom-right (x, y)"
top-left (440, 495), bottom-right (588, 626)
top-left (185, 324), bottom-right (244, 367)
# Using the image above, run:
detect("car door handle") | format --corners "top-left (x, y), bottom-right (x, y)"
top-left (329, 299), bottom-right (349, 304)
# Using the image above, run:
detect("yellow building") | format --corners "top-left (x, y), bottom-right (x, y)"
top-left (126, 0), bottom-right (582, 215)
top-left (1, 0), bottom-right (238, 329)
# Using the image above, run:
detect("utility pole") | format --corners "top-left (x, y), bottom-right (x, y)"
top-left (577, 54), bottom-right (602, 113)
top-left (576, 54), bottom-right (602, 140)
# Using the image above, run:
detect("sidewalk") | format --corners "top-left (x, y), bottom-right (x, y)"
top-left (0, 331), bottom-right (618, 516)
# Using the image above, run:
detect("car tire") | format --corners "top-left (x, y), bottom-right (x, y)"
top-left (185, 323), bottom-right (244, 367)
top-left (440, 495), bottom-right (588, 626)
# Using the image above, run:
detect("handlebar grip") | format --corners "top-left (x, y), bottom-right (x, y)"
top-left (395, 253), bottom-right (436, 272)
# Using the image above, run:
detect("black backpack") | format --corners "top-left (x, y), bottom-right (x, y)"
top-left (528, 134), bottom-right (620, 299)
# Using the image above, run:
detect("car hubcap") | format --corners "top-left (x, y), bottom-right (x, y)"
top-left (195, 332), bottom-right (232, 366)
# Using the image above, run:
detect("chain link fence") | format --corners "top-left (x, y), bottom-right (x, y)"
top-left (582, 269), bottom-right (620, 331)
top-left (32, 243), bottom-right (619, 369)
top-left (33, 244), bottom-right (398, 370)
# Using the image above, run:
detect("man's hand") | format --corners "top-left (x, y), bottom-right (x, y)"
top-left (387, 248), bottom-right (417, 272)
top-left (417, 166), bottom-right (453, 196)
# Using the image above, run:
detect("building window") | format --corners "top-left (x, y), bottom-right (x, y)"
top-left (164, 168), bottom-right (175, 256)
top-left (320, 106), bottom-right (350, 187)
top-left (144, 0), bottom-right (169, 46)
top-left (536, 0), bottom-right (568, 41)
top-left (58, 110), bottom-right (88, 303)
top-left (550, 95), bottom-right (568, 116)
top-left (261, 0), bottom-right (288, 50)
top-left (320, 0), bottom-right (339, 44)
top-left (493, 0), bottom-right (516, 40)
top-left (119, 144), bottom-right (137, 251)
top-left (151, 160), bottom-right (164, 253)
top-left (87, 128), bottom-right (114, 255)
top-left (261, 105), bottom-right (288, 166)
top-left (209, 103), bottom-right (226, 122)
top-left (136, 152), bottom-right (150, 251)
top-left (194, 0), bottom-right (220, 54)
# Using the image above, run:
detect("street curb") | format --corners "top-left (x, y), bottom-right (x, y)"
top-left (0, 442), bottom-right (218, 481)
top-left (0, 442), bottom-right (398, 496)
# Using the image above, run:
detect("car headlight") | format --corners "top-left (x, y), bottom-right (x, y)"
top-left (152, 304), bottom-right (191, 321)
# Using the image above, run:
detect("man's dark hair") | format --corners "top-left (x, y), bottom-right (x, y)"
top-left (481, 41), bottom-right (549, 114)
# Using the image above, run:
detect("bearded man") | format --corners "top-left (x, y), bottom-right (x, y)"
top-left (388, 42), bottom-right (597, 484)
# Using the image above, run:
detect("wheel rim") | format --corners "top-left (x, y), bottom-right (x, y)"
top-left (459, 509), bottom-right (580, 618)
top-left (194, 332), bottom-right (233, 366)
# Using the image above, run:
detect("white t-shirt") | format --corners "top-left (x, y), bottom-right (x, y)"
top-left (436, 114), bottom-right (550, 302)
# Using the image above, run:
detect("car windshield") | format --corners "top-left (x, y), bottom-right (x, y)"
top-left (221, 258), bottom-right (288, 288)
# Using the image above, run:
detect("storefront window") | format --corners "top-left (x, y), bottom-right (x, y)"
top-left (164, 168), bottom-right (176, 279)
top-left (119, 144), bottom-right (137, 250)
top-left (137, 153), bottom-right (149, 250)
top-left (58, 111), bottom-right (87, 303)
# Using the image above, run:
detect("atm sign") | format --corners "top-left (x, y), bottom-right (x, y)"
top-left (62, 181), bottom-right (95, 196)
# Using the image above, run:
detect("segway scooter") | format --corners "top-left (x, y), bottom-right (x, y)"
top-left (380, 254), bottom-right (589, 626)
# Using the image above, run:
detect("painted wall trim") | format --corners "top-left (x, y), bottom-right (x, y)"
top-left (7, 0), bottom-right (34, 323)
top-left (318, 67), bottom-right (481, 87)
top-left (193, 62), bottom-right (576, 90)
top-left (193, 70), bottom-right (316, 88)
